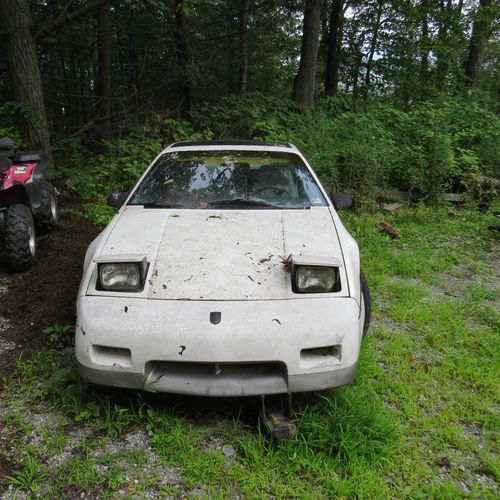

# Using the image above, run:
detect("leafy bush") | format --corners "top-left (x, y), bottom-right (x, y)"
top-left (193, 92), bottom-right (498, 202)
top-left (53, 92), bottom-right (499, 215)
top-left (83, 202), bottom-right (117, 226)
top-left (0, 102), bottom-right (24, 147)
top-left (42, 323), bottom-right (75, 348)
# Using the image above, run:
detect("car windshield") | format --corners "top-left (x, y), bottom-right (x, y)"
top-left (128, 150), bottom-right (327, 209)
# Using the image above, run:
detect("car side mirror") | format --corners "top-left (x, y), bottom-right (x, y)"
top-left (107, 191), bottom-right (130, 209)
top-left (330, 192), bottom-right (353, 210)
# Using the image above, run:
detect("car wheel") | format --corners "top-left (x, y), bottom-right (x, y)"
top-left (34, 181), bottom-right (59, 233)
top-left (361, 269), bottom-right (371, 336)
top-left (4, 204), bottom-right (36, 272)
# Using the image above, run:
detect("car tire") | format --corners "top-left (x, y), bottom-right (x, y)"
top-left (3, 204), bottom-right (36, 272)
top-left (361, 269), bottom-right (371, 336)
top-left (34, 181), bottom-right (59, 233)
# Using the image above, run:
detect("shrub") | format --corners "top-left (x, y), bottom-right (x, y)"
top-left (53, 92), bottom-right (499, 210)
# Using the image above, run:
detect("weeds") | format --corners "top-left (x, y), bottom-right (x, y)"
top-left (5, 455), bottom-right (44, 493)
top-left (293, 390), bottom-right (397, 464)
top-left (42, 323), bottom-right (75, 348)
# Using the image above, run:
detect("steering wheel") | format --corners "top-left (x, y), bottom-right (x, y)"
top-left (253, 186), bottom-right (291, 197)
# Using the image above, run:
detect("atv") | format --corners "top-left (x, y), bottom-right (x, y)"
top-left (0, 137), bottom-right (58, 272)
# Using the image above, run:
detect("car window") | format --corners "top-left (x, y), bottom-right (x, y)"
top-left (129, 150), bottom-right (327, 208)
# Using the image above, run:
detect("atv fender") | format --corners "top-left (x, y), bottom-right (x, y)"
top-left (26, 159), bottom-right (48, 212)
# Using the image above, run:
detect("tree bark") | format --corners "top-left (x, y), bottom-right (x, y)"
top-left (58, 48), bottom-right (72, 129)
top-left (352, 43), bottom-right (363, 101)
top-left (325, 0), bottom-right (343, 96)
top-left (75, 49), bottom-right (89, 124)
top-left (173, 0), bottom-right (191, 118)
top-left (420, 0), bottom-right (429, 79)
top-left (238, 0), bottom-right (250, 94)
top-left (0, 0), bottom-right (51, 153)
top-left (464, 0), bottom-right (493, 86)
top-left (364, 0), bottom-right (383, 92)
top-left (95, 3), bottom-right (112, 145)
top-left (293, 0), bottom-right (322, 110)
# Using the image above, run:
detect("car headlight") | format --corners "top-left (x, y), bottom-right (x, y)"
top-left (98, 262), bottom-right (142, 292)
top-left (294, 266), bottom-right (338, 293)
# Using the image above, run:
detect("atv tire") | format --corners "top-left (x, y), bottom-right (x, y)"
top-left (34, 181), bottom-right (58, 233)
top-left (4, 204), bottom-right (36, 272)
top-left (361, 269), bottom-right (371, 336)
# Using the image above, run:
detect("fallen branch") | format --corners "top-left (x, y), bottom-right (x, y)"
top-left (34, 0), bottom-right (116, 43)
top-left (378, 221), bottom-right (400, 239)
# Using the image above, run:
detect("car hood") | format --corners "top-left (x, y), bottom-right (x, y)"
top-left (98, 206), bottom-right (346, 300)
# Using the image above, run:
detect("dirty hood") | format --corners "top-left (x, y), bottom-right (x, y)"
top-left (99, 206), bottom-right (345, 300)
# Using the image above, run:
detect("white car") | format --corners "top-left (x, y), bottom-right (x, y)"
top-left (75, 141), bottom-right (370, 397)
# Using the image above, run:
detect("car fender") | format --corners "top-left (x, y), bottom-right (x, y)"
top-left (329, 207), bottom-right (361, 307)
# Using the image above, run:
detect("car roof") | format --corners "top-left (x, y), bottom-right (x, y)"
top-left (161, 140), bottom-right (301, 155)
top-left (169, 140), bottom-right (294, 149)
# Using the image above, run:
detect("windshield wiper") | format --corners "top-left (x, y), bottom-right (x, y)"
top-left (207, 198), bottom-right (280, 209)
top-left (142, 201), bottom-right (185, 208)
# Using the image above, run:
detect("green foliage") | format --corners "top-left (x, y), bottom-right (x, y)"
top-left (293, 390), bottom-right (397, 463)
top-left (0, 101), bottom-right (48, 143)
top-left (83, 203), bottom-right (117, 227)
top-left (193, 92), bottom-right (499, 201)
top-left (389, 101), bottom-right (456, 203)
top-left (42, 323), bottom-right (75, 348)
top-left (0, 102), bottom-right (23, 147)
top-left (56, 133), bottom-right (164, 202)
top-left (6, 454), bottom-right (44, 493)
top-left (53, 119), bottom-right (214, 225)
top-left (52, 92), bottom-right (498, 217)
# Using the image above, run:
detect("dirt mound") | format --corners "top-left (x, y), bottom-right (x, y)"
top-left (0, 197), bottom-right (99, 383)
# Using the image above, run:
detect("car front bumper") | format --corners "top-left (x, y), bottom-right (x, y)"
top-left (75, 296), bottom-right (363, 396)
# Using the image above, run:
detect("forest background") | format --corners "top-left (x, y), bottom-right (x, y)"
top-left (0, 0), bottom-right (498, 217)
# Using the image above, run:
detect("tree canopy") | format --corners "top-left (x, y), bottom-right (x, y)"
top-left (0, 0), bottom-right (498, 203)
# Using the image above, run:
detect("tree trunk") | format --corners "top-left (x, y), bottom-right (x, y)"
top-left (0, 0), bottom-right (51, 153)
top-left (420, 0), bottom-right (429, 79)
top-left (325, 0), bottom-right (343, 96)
top-left (352, 45), bottom-right (363, 101)
top-left (292, 0), bottom-right (322, 110)
top-left (364, 0), bottom-right (383, 93)
top-left (95, 3), bottom-right (112, 145)
top-left (435, 0), bottom-right (453, 86)
top-left (238, 0), bottom-right (250, 94)
top-left (76, 49), bottom-right (89, 124)
top-left (58, 48), bottom-right (72, 130)
top-left (173, 0), bottom-right (191, 118)
top-left (464, 0), bottom-right (493, 86)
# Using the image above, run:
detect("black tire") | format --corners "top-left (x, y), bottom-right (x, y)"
top-left (4, 204), bottom-right (36, 272)
top-left (361, 269), bottom-right (371, 336)
top-left (34, 181), bottom-right (58, 233)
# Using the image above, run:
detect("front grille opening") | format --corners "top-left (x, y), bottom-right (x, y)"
top-left (91, 345), bottom-right (132, 367)
top-left (145, 361), bottom-right (288, 396)
top-left (300, 345), bottom-right (341, 369)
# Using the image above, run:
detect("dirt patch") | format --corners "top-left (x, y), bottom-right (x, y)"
top-left (0, 195), bottom-right (99, 383)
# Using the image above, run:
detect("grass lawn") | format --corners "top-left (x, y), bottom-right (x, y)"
top-left (1, 204), bottom-right (498, 498)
